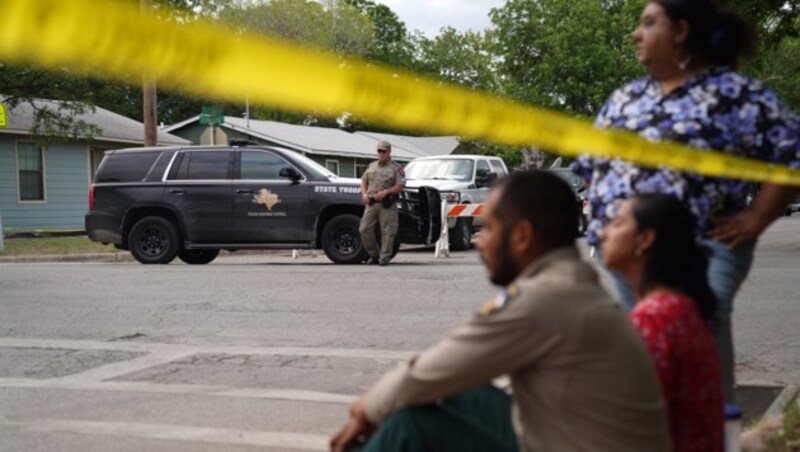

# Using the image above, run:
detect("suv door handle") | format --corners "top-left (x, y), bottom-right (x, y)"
top-left (236, 189), bottom-right (253, 194)
top-left (169, 189), bottom-right (186, 194)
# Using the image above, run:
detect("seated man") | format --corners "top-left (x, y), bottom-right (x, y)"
top-left (331, 171), bottom-right (671, 452)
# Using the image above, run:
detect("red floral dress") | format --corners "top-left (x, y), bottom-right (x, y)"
top-left (630, 292), bottom-right (724, 452)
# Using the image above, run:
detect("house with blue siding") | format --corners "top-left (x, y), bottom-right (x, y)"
top-left (162, 116), bottom-right (464, 178)
top-left (0, 99), bottom-right (189, 234)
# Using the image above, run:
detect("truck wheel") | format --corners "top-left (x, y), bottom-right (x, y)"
top-left (322, 214), bottom-right (367, 264)
top-left (178, 249), bottom-right (219, 265)
top-left (128, 216), bottom-right (180, 264)
top-left (449, 218), bottom-right (473, 251)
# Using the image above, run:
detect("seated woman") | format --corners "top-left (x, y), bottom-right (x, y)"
top-left (599, 194), bottom-right (723, 452)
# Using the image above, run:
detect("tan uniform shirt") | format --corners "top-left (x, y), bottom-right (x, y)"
top-left (362, 161), bottom-right (405, 196)
top-left (363, 247), bottom-right (671, 452)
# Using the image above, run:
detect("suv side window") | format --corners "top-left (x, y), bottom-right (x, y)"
top-left (96, 151), bottom-right (161, 182)
top-left (240, 151), bottom-right (291, 180)
top-left (476, 160), bottom-right (491, 186)
top-left (173, 151), bottom-right (231, 180)
top-left (489, 159), bottom-right (507, 176)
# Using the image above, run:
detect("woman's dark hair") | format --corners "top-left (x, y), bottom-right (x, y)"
top-left (655, 0), bottom-right (757, 68)
top-left (631, 194), bottom-right (717, 322)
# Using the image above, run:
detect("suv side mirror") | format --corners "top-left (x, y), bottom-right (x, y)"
top-left (279, 167), bottom-right (302, 182)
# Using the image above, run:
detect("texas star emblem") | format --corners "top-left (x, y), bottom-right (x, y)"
top-left (253, 188), bottom-right (281, 211)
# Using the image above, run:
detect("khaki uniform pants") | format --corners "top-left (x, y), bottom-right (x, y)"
top-left (359, 203), bottom-right (398, 262)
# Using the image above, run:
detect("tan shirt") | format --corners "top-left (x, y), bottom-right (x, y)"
top-left (363, 247), bottom-right (671, 452)
top-left (361, 161), bottom-right (405, 196)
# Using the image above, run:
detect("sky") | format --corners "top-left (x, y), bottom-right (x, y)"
top-left (377, 0), bottom-right (506, 37)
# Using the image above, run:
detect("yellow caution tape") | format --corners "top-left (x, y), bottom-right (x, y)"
top-left (1, 0), bottom-right (798, 185)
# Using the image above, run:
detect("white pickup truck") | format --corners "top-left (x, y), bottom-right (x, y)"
top-left (403, 155), bottom-right (509, 250)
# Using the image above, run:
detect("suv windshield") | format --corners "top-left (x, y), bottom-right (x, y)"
top-left (404, 159), bottom-right (474, 181)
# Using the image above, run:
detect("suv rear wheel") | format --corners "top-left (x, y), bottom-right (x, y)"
top-left (322, 214), bottom-right (367, 264)
top-left (178, 249), bottom-right (219, 265)
top-left (128, 216), bottom-right (180, 264)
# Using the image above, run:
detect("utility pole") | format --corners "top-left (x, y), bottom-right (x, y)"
top-left (141, 0), bottom-right (158, 147)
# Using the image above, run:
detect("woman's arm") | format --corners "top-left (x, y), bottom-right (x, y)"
top-left (710, 183), bottom-right (800, 249)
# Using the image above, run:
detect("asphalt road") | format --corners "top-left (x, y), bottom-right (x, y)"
top-left (0, 216), bottom-right (798, 451)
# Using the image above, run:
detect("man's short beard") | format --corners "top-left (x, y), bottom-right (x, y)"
top-left (488, 226), bottom-right (518, 286)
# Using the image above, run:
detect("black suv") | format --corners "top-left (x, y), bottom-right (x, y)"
top-left (86, 144), bottom-right (441, 264)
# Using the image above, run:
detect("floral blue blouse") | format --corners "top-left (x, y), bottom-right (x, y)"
top-left (572, 67), bottom-right (800, 246)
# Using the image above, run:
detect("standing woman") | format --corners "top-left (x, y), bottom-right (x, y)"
top-left (572, 0), bottom-right (800, 402)
top-left (600, 194), bottom-right (723, 452)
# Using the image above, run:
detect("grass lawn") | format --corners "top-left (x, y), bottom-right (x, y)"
top-left (1, 235), bottom-right (117, 256)
top-left (767, 398), bottom-right (800, 450)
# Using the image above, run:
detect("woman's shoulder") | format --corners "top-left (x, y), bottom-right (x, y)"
top-left (631, 291), bottom-right (697, 320)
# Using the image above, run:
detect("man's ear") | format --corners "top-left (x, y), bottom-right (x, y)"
top-left (510, 221), bottom-right (535, 255)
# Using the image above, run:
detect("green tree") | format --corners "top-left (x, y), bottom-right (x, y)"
top-left (0, 0), bottom-right (234, 142)
top-left (727, 0), bottom-right (799, 50)
top-left (0, 65), bottom-right (101, 144)
top-left (728, 1), bottom-right (800, 111)
top-left (220, 0), bottom-right (375, 56)
top-left (344, 0), bottom-right (415, 68)
top-left (412, 27), bottom-right (500, 92)
top-left (217, 0), bottom-right (377, 126)
top-left (490, 0), bottom-right (644, 117)
top-left (751, 36), bottom-right (800, 110)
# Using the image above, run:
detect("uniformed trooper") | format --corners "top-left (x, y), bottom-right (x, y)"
top-left (332, 171), bottom-right (672, 452)
top-left (359, 140), bottom-right (406, 266)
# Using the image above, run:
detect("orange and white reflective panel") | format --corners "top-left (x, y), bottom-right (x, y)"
top-left (447, 204), bottom-right (486, 217)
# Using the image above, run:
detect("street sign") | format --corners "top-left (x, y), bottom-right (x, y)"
top-left (199, 105), bottom-right (224, 126)
top-left (0, 103), bottom-right (7, 128)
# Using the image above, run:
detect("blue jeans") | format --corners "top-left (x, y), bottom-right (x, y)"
top-left (598, 239), bottom-right (756, 403)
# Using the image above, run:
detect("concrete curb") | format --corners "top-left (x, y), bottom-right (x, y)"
top-left (0, 245), bottom-right (439, 264)
top-left (0, 249), bottom-right (305, 264)
top-left (0, 253), bottom-right (135, 263)
top-left (765, 384), bottom-right (799, 418)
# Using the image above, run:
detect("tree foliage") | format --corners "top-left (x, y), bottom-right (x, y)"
top-left (490, 0), bottom-right (644, 117)
top-left (344, 0), bottom-right (414, 68)
top-left (411, 27), bottom-right (500, 92)
top-left (727, 0), bottom-right (799, 49)
top-left (220, 0), bottom-right (375, 56)
top-left (0, 65), bottom-right (101, 144)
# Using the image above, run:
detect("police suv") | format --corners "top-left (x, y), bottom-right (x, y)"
top-left (85, 143), bottom-right (441, 265)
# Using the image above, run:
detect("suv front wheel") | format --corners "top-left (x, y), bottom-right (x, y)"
top-left (321, 214), bottom-right (367, 264)
top-left (128, 216), bottom-right (180, 264)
